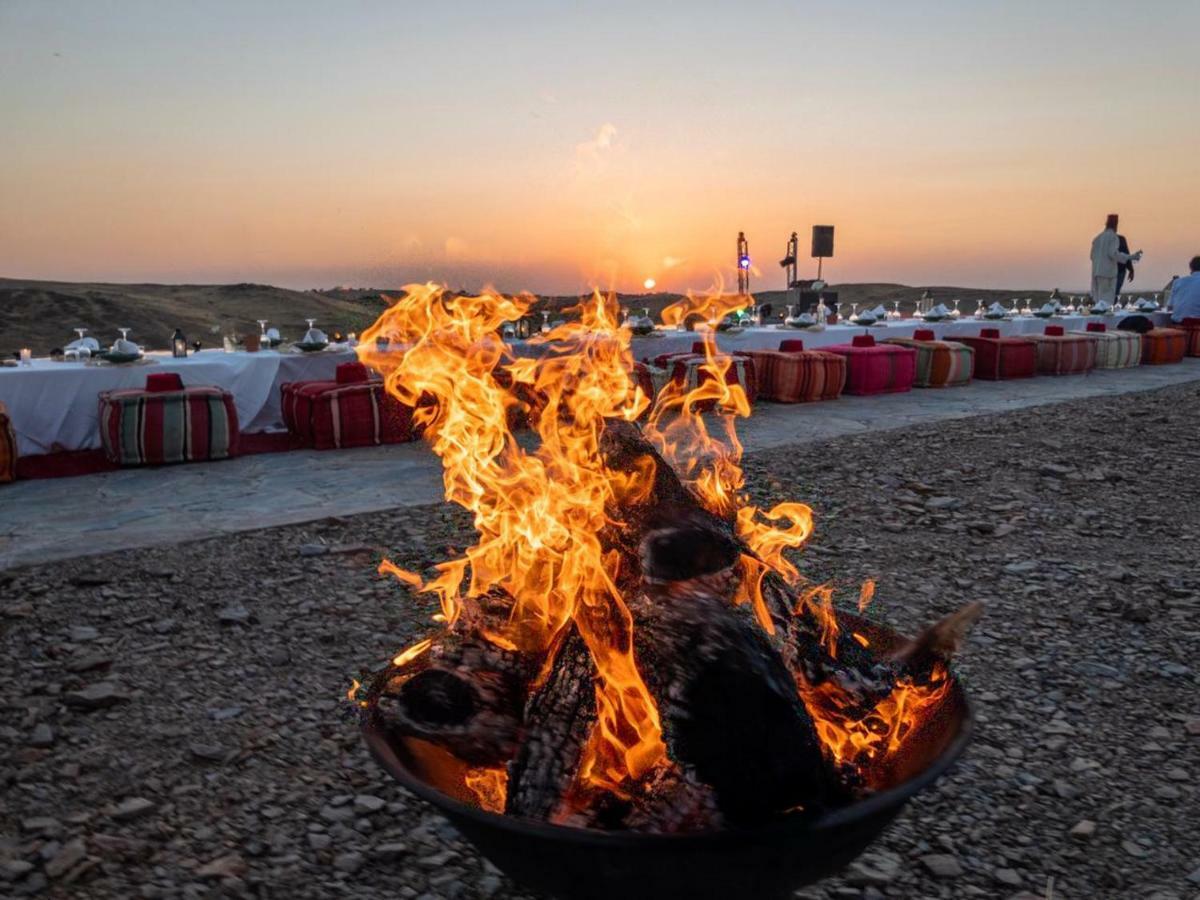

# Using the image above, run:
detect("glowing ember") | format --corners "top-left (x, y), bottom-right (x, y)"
top-left (465, 766), bottom-right (509, 813)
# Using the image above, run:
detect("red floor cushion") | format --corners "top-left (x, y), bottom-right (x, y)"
top-left (662, 354), bottom-right (758, 407)
top-left (1177, 318), bottom-right (1200, 357)
top-left (823, 335), bottom-right (917, 395)
top-left (280, 380), bottom-right (415, 450)
top-left (1140, 327), bottom-right (1188, 365)
top-left (949, 328), bottom-right (1038, 380)
top-left (0, 401), bottom-right (16, 483)
top-left (743, 349), bottom-right (845, 402)
top-left (98, 382), bottom-right (240, 465)
top-left (1069, 322), bottom-right (1141, 368)
top-left (1021, 326), bottom-right (1096, 375)
top-left (881, 330), bottom-right (974, 387)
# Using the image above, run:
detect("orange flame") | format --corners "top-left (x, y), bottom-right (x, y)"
top-left (660, 282), bottom-right (751, 329)
top-left (799, 666), bottom-right (951, 782)
top-left (359, 285), bottom-right (664, 788)
top-left (858, 579), bottom-right (876, 613)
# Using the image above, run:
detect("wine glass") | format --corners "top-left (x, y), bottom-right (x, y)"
top-left (305, 318), bottom-right (316, 330)
top-left (258, 319), bottom-right (269, 347)
top-left (890, 300), bottom-right (901, 320)
top-left (541, 311), bottom-right (551, 334)
top-left (951, 299), bottom-right (962, 318)
top-left (118, 328), bottom-right (130, 342)
top-left (71, 327), bottom-right (91, 358)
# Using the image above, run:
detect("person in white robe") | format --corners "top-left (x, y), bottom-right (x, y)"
top-left (1090, 214), bottom-right (1142, 305)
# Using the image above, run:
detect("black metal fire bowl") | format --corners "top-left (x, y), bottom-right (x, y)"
top-left (361, 612), bottom-right (973, 900)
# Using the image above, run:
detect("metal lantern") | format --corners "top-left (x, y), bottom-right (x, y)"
top-left (172, 328), bottom-right (187, 358)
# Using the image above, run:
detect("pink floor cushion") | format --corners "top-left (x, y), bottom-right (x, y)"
top-left (743, 349), bottom-right (846, 403)
top-left (1177, 318), bottom-right (1200, 357)
top-left (1021, 325), bottom-right (1097, 375)
top-left (280, 380), bottom-right (415, 450)
top-left (949, 328), bottom-right (1038, 380)
top-left (0, 401), bottom-right (16, 483)
top-left (1069, 322), bottom-right (1141, 368)
top-left (98, 382), bottom-right (240, 465)
top-left (881, 330), bottom-right (974, 388)
top-left (822, 335), bottom-right (917, 396)
top-left (663, 354), bottom-right (759, 408)
top-left (1140, 327), bottom-right (1188, 365)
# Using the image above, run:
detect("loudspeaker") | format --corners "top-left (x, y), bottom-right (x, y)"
top-left (811, 225), bottom-right (835, 258)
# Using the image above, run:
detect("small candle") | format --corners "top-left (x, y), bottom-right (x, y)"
top-left (19, 348), bottom-right (31, 366)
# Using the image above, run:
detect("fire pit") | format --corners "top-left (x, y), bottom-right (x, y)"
top-left (363, 613), bottom-right (972, 900)
top-left (349, 285), bottom-right (979, 898)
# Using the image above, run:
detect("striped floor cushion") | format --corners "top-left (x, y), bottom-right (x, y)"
top-left (281, 380), bottom-right (337, 444)
top-left (1022, 329), bottom-right (1096, 375)
top-left (280, 381), bottom-right (414, 450)
top-left (98, 387), bottom-right (240, 465)
top-left (950, 330), bottom-right (1037, 380)
top-left (1177, 318), bottom-right (1200, 357)
top-left (1140, 327), bottom-right (1187, 365)
top-left (743, 349), bottom-right (845, 402)
top-left (1069, 326), bottom-right (1141, 368)
top-left (823, 336), bottom-right (917, 395)
top-left (881, 334), bottom-right (974, 387)
top-left (663, 354), bottom-right (758, 407)
top-left (0, 401), bottom-right (16, 483)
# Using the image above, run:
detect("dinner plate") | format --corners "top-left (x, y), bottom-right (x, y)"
top-left (98, 351), bottom-right (144, 364)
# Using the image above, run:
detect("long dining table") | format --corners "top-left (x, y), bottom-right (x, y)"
top-left (0, 347), bottom-right (359, 456)
top-left (0, 312), bottom-right (1173, 458)
top-left (612, 311), bottom-right (1173, 361)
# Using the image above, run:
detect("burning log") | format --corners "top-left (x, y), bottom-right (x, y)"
top-left (505, 628), bottom-right (597, 821)
top-left (374, 589), bottom-right (543, 766)
top-left (514, 421), bottom-right (838, 824)
top-left (626, 577), bottom-right (833, 822)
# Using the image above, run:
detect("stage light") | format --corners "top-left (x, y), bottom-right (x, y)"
top-left (739, 256), bottom-right (751, 270)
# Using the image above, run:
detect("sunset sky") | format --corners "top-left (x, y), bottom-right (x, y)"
top-left (2, 0), bottom-right (1198, 295)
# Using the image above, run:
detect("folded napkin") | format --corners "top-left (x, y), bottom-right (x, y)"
top-left (869, 305), bottom-right (888, 319)
top-left (111, 338), bottom-right (140, 355)
top-left (1092, 300), bottom-right (1112, 312)
top-left (926, 303), bottom-right (950, 317)
top-left (1040, 302), bottom-right (1057, 314)
top-left (302, 328), bottom-right (329, 344)
top-left (987, 301), bottom-right (1008, 315)
top-left (66, 337), bottom-right (101, 352)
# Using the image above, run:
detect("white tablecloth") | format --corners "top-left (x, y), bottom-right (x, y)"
top-left (0, 348), bottom-right (358, 456)
top-left (619, 312), bottom-right (1173, 360)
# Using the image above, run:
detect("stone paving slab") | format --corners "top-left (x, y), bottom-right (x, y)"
top-left (2, 359), bottom-right (1198, 570)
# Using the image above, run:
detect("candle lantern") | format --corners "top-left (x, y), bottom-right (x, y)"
top-left (172, 329), bottom-right (188, 358)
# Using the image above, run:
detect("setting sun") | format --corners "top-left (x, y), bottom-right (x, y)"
top-left (643, 278), bottom-right (656, 291)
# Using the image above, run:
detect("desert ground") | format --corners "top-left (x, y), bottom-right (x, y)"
top-left (2, 380), bottom-right (1198, 899)
top-left (0, 277), bottom-right (1145, 356)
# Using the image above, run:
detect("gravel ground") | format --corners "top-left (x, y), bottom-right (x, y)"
top-left (2, 381), bottom-right (1199, 900)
